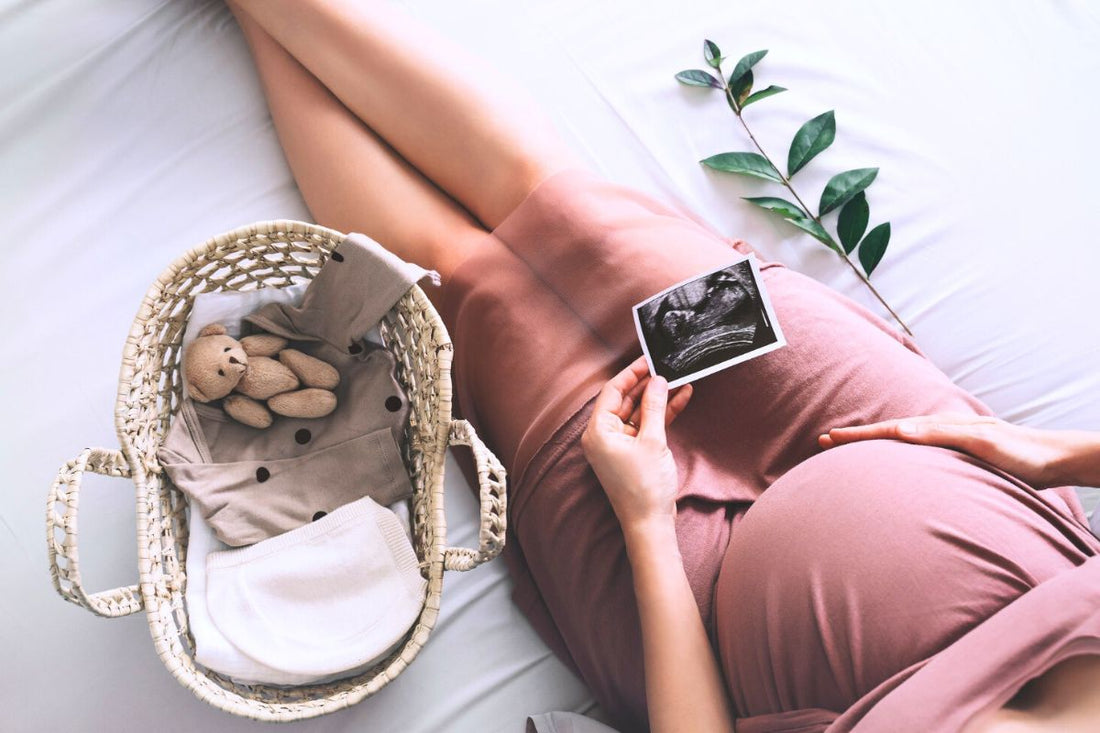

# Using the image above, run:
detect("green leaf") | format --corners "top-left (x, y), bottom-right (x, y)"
top-left (728, 49), bottom-right (767, 89)
top-left (858, 222), bottom-right (891, 275)
top-left (819, 167), bottom-right (879, 215)
top-left (732, 69), bottom-right (754, 105)
top-left (701, 152), bottom-right (783, 183)
top-left (704, 40), bottom-right (723, 69)
top-left (787, 110), bottom-right (836, 177)
top-left (836, 192), bottom-right (869, 253)
top-left (741, 85), bottom-right (787, 108)
top-left (788, 217), bottom-right (841, 251)
top-left (744, 197), bottom-right (840, 251)
top-left (675, 69), bottom-right (723, 88)
top-left (742, 196), bottom-right (805, 219)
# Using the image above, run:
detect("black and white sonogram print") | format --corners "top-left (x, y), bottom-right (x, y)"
top-left (633, 255), bottom-right (785, 387)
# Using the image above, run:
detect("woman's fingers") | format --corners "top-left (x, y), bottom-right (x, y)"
top-left (594, 357), bottom-right (694, 437)
top-left (591, 379), bottom-right (625, 422)
top-left (628, 383), bottom-right (693, 429)
top-left (819, 419), bottom-right (907, 448)
top-left (619, 374), bottom-right (650, 420)
top-left (665, 384), bottom-right (693, 425)
top-left (591, 357), bottom-right (660, 439)
top-left (819, 414), bottom-right (988, 450)
top-left (820, 417), bottom-right (932, 448)
top-left (817, 414), bottom-right (1093, 490)
top-left (593, 358), bottom-right (648, 417)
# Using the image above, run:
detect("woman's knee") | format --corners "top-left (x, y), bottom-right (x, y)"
top-left (397, 213), bottom-right (492, 284)
top-left (477, 153), bottom-right (585, 230)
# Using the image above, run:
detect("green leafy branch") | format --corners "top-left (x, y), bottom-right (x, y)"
top-left (677, 40), bottom-right (911, 336)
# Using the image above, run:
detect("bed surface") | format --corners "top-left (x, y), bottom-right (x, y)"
top-left (3, 1), bottom-right (1098, 731)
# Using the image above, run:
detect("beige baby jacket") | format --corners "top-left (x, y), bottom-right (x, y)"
top-left (158, 234), bottom-right (439, 546)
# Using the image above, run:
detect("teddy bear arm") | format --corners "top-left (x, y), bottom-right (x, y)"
top-left (240, 334), bottom-right (289, 358)
top-left (279, 349), bottom-right (341, 390)
top-left (223, 395), bottom-right (274, 429)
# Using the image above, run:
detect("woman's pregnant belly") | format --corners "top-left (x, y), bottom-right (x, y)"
top-left (711, 439), bottom-right (1096, 720)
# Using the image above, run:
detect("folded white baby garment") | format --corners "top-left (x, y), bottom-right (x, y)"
top-left (185, 493), bottom-right (414, 686)
top-left (205, 495), bottom-right (427, 682)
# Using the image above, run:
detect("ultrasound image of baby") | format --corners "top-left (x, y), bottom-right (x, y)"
top-left (633, 256), bottom-right (785, 386)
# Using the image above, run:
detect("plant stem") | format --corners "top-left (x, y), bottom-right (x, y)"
top-left (721, 78), bottom-right (913, 337)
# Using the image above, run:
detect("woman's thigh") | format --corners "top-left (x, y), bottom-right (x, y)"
top-left (713, 439), bottom-right (1100, 721)
top-left (440, 235), bottom-right (621, 480)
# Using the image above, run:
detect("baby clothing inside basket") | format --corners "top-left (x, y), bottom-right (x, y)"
top-left (160, 234), bottom-right (438, 547)
top-left (158, 234), bottom-right (438, 686)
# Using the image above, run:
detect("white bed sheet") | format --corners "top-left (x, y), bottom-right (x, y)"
top-left (3, 1), bottom-right (1098, 731)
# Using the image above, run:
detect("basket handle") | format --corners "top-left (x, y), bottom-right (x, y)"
top-left (47, 447), bottom-right (144, 617)
top-left (444, 420), bottom-right (507, 571)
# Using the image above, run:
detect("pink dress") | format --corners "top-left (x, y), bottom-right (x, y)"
top-left (437, 168), bottom-right (1099, 732)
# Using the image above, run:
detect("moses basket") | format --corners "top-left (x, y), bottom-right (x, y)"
top-left (46, 220), bottom-right (508, 721)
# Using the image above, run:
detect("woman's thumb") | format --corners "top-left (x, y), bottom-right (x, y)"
top-left (639, 376), bottom-right (669, 441)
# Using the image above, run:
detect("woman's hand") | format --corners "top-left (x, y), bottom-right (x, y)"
top-left (582, 356), bottom-right (693, 535)
top-left (819, 413), bottom-right (1100, 489)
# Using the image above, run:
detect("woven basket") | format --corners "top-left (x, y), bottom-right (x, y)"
top-left (46, 220), bottom-right (507, 721)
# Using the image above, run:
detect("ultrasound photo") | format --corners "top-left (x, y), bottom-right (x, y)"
top-left (633, 255), bottom-right (785, 387)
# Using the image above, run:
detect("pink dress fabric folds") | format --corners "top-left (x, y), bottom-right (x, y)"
top-left (437, 168), bottom-right (1098, 732)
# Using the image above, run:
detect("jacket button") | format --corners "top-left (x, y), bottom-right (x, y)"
top-left (256, 467), bottom-right (270, 482)
top-left (312, 511), bottom-right (327, 521)
top-left (295, 428), bottom-right (311, 444)
top-left (385, 396), bottom-right (402, 412)
top-left (330, 251), bottom-right (344, 262)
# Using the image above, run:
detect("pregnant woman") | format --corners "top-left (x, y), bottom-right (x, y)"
top-left (223, 1), bottom-right (1100, 730)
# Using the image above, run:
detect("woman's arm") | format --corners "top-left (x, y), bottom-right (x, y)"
top-left (1049, 432), bottom-right (1100, 488)
top-left (624, 518), bottom-right (736, 733)
top-left (582, 358), bottom-right (735, 733)
top-left (820, 414), bottom-right (1100, 488)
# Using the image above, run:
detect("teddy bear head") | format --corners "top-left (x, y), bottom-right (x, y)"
top-left (184, 323), bottom-right (250, 402)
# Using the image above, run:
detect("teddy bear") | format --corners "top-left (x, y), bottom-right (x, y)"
top-left (184, 323), bottom-right (340, 429)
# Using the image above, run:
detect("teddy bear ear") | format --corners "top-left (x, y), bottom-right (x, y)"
top-left (198, 323), bottom-right (228, 338)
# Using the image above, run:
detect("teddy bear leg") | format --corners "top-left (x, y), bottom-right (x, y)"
top-left (240, 333), bottom-right (289, 358)
top-left (279, 349), bottom-right (341, 390)
top-left (223, 394), bottom-right (275, 429)
top-left (268, 388), bottom-right (338, 419)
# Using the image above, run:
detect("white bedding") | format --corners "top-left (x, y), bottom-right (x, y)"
top-left (4, 1), bottom-right (1098, 731)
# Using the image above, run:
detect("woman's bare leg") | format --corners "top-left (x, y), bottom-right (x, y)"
top-left (229, 0), bottom-right (585, 230)
top-left (228, 1), bottom-right (486, 279)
